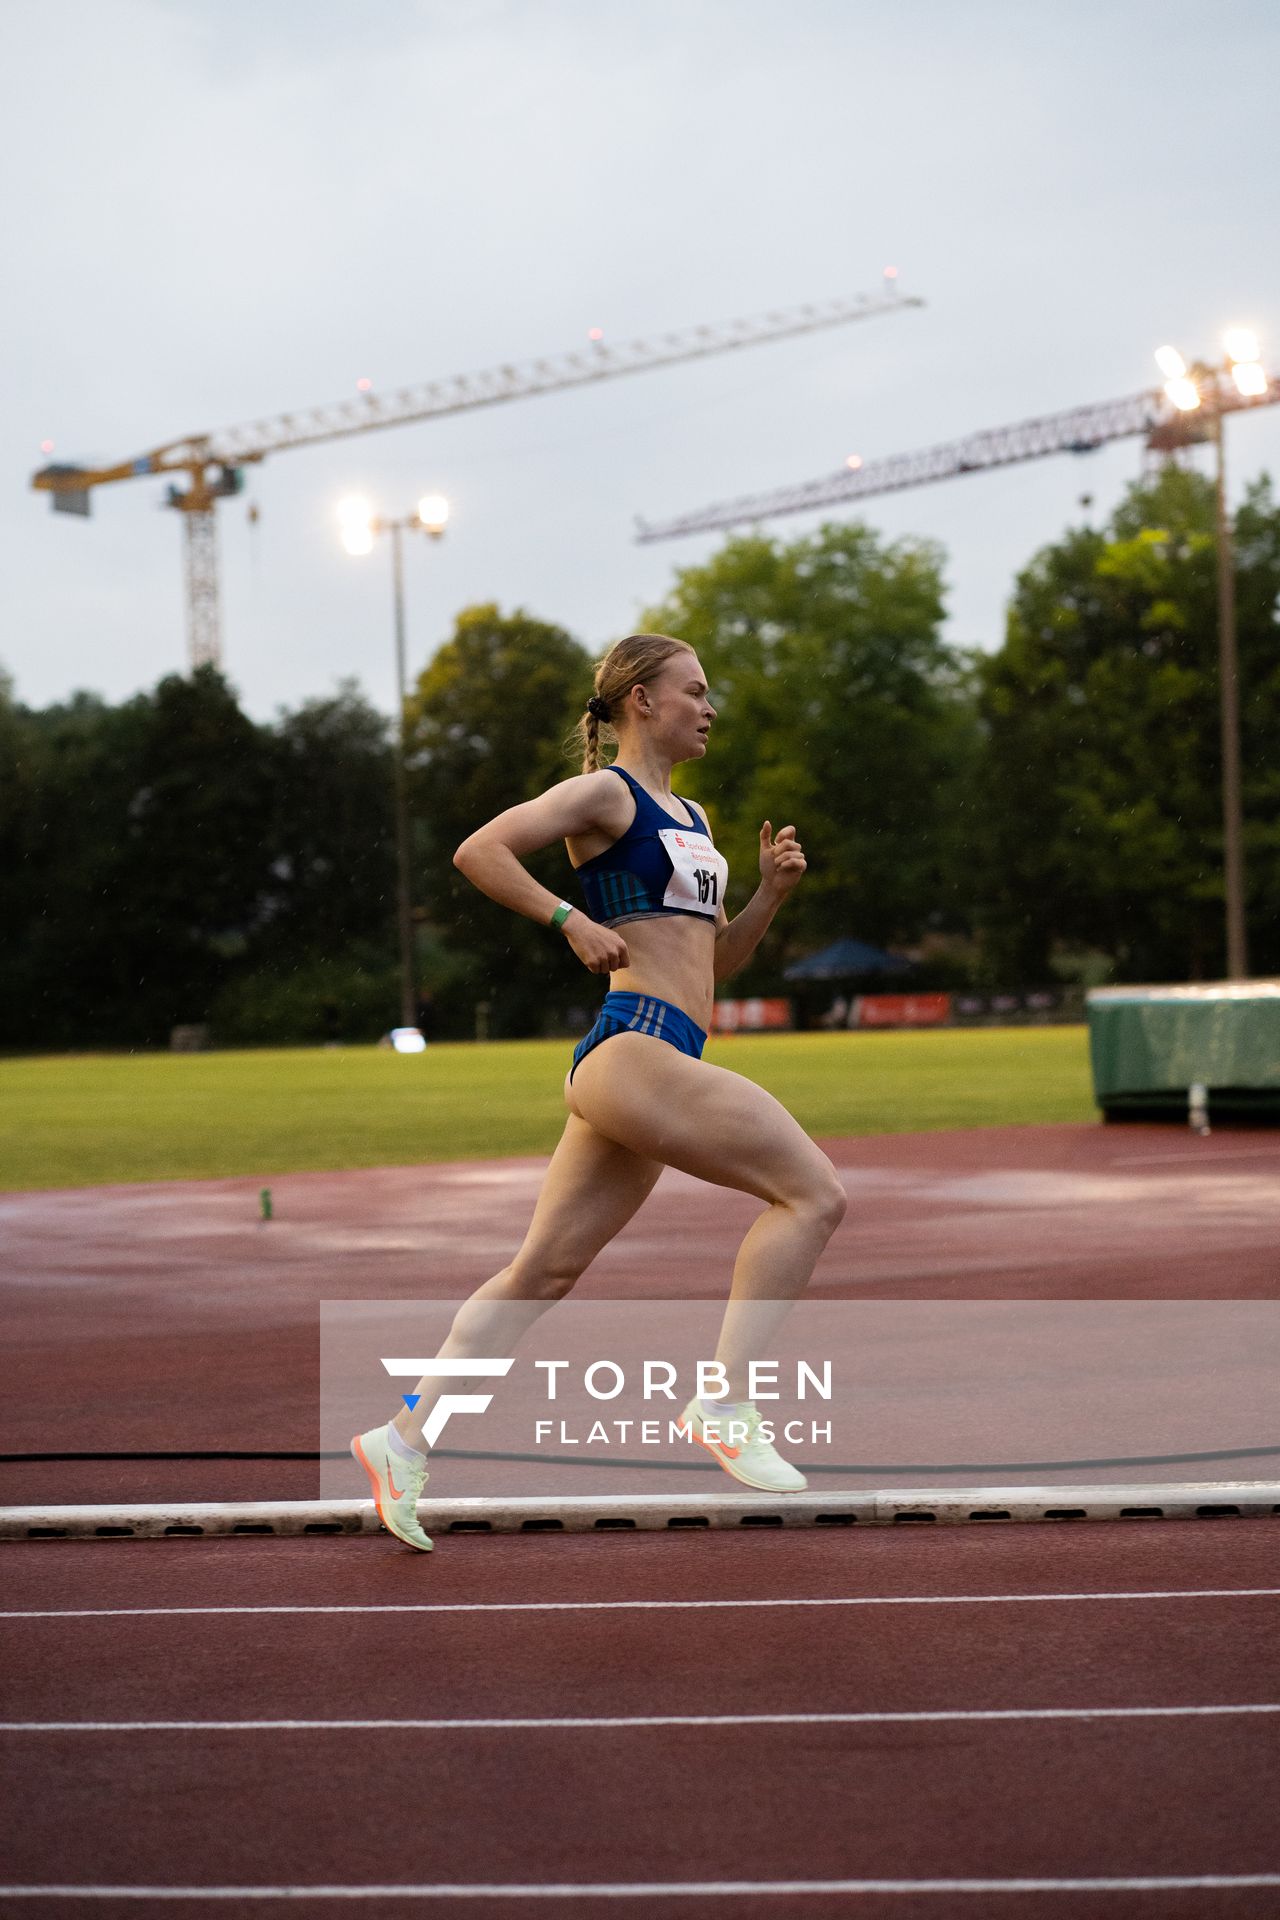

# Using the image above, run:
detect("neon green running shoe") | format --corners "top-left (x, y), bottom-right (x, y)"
top-left (350, 1423), bottom-right (433, 1551)
top-left (679, 1397), bottom-right (807, 1493)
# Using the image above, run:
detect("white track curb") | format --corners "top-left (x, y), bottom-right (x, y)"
top-left (2, 1483), bottom-right (1278, 1538)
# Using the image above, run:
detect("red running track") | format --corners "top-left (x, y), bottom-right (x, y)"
top-left (2, 1518), bottom-right (1280, 1914)
top-left (2, 1122), bottom-right (1279, 1911)
top-left (2, 1123), bottom-right (1279, 1503)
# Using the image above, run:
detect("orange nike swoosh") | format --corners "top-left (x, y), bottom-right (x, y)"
top-left (351, 1433), bottom-right (388, 1527)
top-left (387, 1462), bottom-right (405, 1499)
top-left (693, 1433), bottom-right (739, 1461)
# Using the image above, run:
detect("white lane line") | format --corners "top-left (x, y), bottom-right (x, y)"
top-left (1123, 1149), bottom-right (1280, 1165)
top-left (2, 1874), bottom-right (1280, 1899)
top-left (2, 1585), bottom-right (1278, 1620)
top-left (3, 1704), bottom-right (1278, 1732)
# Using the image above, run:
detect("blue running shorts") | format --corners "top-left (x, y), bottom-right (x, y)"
top-left (570, 990), bottom-right (708, 1082)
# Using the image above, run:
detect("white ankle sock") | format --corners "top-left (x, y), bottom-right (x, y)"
top-left (387, 1422), bottom-right (427, 1461)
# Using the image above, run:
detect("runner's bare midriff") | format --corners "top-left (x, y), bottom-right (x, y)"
top-left (605, 913), bottom-right (716, 1033)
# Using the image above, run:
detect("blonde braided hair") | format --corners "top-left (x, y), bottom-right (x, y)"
top-left (570, 633), bottom-right (694, 774)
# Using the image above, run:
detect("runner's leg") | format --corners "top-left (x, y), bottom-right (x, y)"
top-left (568, 1031), bottom-right (847, 1399)
top-left (393, 1111), bottom-right (663, 1447)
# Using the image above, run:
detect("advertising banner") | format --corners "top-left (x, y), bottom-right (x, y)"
top-left (711, 997), bottom-right (793, 1032)
top-left (952, 990), bottom-right (1066, 1022)
top-left (852, 993), bottom-right (951, 1028)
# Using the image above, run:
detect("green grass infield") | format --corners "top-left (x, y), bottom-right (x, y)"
top-left (0, 1026), bottom-right (1096, 1192)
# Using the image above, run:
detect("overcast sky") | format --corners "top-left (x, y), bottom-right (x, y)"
top-left (4, 0), bottom-right (1278, 724)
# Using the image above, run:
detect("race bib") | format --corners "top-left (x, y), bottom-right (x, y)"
top-left (658, 827), bottom-right (729, 919)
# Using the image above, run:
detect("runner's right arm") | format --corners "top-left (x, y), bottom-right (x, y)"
top-left (453, 774), bottom-right (630, 975)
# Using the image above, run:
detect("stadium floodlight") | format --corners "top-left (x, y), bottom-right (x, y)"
top-left (417, 492), bottom-right (450, 535)
top-left (338, 494), bottom-right (376, 555)
top-left (1156, 349), bottom-right (1202, 412)
top-left (1223, 328), bottom-right (1259, 367)
top-left (1224, 328), bottom-right (1266, 398)
top-left (1231, 361), bottom-right (1268, 398)
top-left (1156, 344), bottom-right (1203, 410)
top-left (1164, 376), bottom-right (1201, 412)
top-left (1153, 332), bottom-right (1259, 979)
top-left (335, 491), bottom-right (452, 1030)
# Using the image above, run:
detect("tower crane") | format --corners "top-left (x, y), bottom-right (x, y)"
top-left (634, 367), bottom-right (1279, 542)
top-left (32, 282), bottom-right (922, 671)
top-left (635, 342), bottom-right (1277, 986)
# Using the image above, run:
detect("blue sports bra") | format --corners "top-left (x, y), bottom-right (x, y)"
top-left (572, 765), bottom-right (730, 928)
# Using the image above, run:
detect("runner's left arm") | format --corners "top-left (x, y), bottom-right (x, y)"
top-left (713, 821), bottom-right (806, 982)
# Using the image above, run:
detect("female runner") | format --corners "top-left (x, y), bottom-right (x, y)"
top-left (352, 632), bottom-right (847, 1550)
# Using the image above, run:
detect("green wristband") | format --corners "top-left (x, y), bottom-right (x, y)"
top-left (550, 900), bottom-right (574, 929)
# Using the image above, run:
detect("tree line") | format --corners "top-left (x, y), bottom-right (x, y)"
top-left (2, 464), bottom-right (1276, 1051)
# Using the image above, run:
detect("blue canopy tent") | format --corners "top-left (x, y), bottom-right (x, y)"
top-left (783, 937), bottom-right (913, 982)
